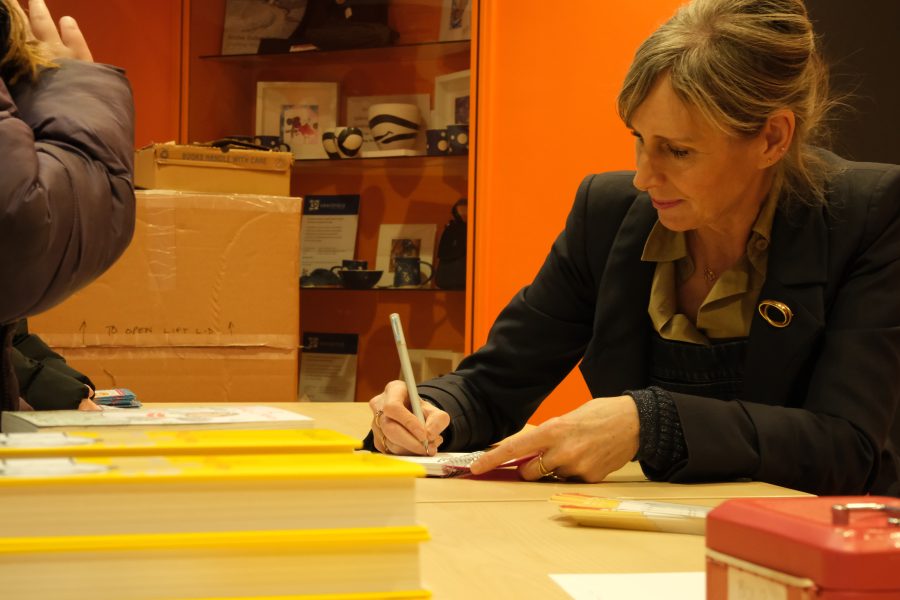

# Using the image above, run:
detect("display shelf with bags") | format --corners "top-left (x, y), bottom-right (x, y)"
top-left (185, 0), bottom-right (474, 403)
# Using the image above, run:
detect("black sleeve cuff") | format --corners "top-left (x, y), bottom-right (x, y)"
top-left (625, 386), bottom-right (687, 476)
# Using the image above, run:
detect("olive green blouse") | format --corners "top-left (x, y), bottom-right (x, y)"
top-left (640, 194), bottom-right (778, 345)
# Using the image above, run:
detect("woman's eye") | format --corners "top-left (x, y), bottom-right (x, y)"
top-left (667, 145), bottom-right (689, 159)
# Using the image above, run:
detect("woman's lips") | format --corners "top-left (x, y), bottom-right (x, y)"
top-left (651, 198), bottom-right (683, 210)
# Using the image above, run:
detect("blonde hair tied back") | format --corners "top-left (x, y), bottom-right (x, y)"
top-left (1, 0), bottom-right (56, 85)
top-left (618, 0), bottom-right (840, 207)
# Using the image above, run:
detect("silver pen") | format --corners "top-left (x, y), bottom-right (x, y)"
top-left (389, 313), bottom-right (430, 454)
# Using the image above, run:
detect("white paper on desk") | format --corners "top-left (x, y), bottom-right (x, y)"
top-left (550, 572), bottom-right (704, 600)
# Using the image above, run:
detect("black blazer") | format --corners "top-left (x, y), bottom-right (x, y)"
top-left (418, 152), bottom-right (900, 496)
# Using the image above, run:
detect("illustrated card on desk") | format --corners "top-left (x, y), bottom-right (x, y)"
top-left (300, 332), bottom-right (358, 402)
top-left (393, 451), bottom-right (533, 478)
top-left (0, 405), bottom-right (314, 433)
top-left (300, 195), bottom-right (360, 282)
top-left (91, 388), bottom-right (141, 408)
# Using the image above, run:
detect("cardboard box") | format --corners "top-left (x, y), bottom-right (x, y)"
top-left (135, 143), bottom-right (293, 196)
top-left (706, 496), bottom-right (900, 599)
top-left (59, 347), bottom-right (298, 404)
top-left (31, 190), bottom-right (302, 403)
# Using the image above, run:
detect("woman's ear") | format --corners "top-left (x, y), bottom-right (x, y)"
top-left (759, 109), bottom-right (796, 168)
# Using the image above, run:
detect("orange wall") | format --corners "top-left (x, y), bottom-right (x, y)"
top-left (44, 0), bottom-right (183, 147)
top-left (472, 0), bottom-right (685, 422)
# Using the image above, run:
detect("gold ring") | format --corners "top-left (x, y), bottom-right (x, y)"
top-left (375, 409), bottom-right (384, 428)
top-left (537, 453), bottom-right (556, 478)
top-left (758, 299), bottom-right (793, 328)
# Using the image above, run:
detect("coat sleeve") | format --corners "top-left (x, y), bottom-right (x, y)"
top-left (662, 164), bottom-right (900, 495)
top-left (412, 174), bottom-right (635, 450)
top-left (0, 59), bottom-right (135, 324)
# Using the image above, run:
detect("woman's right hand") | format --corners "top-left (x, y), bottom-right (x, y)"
top-left (16, 0), bottom-right (93, 62)
top-left (369, 380), bottom-right (450, 456)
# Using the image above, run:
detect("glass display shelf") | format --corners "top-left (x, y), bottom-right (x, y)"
top-left (292, 153), bottom-right (467, 169)
top-left (200, 39), bottom-right (470, 64)
top-left (301, 287), bottom-right (464, 293)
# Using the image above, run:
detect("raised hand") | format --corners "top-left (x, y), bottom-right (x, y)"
top-left (15, 0), bottom-right (93, 61)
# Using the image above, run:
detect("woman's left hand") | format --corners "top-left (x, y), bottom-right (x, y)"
top-left (468, 395), bottom-right (640, 482)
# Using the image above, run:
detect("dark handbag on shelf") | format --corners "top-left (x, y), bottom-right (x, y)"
top-left (258, 0), bottom-right (397, 53)
top-left (435, 199), bottom-right (467, 290)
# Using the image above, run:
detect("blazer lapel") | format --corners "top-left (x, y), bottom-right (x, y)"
top-left (581, 195), bottom-right (657, 396)
top-left (743, 204), bottom-right (828, 406)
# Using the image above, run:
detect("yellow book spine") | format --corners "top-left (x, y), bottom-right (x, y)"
top-left (0, 526), bottom-right (430, 555)
top-left (0, 451), bottom-right (426, 486)
top-left (0, 428), bottom-right (361, 458)
top-left (189, 592), bottom-right (432, 600)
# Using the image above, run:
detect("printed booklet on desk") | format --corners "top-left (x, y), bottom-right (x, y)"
top-left (0, 405), bottom-right (314, 433)
top-left (551, 494), bottom-right (711, 535)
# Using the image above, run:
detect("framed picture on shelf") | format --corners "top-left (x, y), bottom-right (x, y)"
top-left (256, 81), bottom-right (338, 160)
top-left (433, 70), bottom-right (470, 128)
top-left (439, 0), bottom-right (472, 41)
top-left (345, 93), bottom-right (430, 155)
top-left (375, 223), bottom-right (437, 287)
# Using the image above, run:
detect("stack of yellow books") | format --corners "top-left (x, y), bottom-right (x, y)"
top-left (0, 428), bottom-right (430, 599)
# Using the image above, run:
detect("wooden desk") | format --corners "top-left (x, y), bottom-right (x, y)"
top-left (159, 402), bottom-right (808, 598)
top-left (419, 500), bottom-right (709, 598)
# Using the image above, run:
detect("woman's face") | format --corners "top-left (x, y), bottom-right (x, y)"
top-left (629, 75), bottom-right (772, 235)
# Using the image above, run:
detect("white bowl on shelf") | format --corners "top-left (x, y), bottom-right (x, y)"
top-left (367, 103), bottom-right (421, 150)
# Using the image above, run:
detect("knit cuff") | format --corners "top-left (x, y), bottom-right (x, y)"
top-left (624, 386), bottom-right (687, 473)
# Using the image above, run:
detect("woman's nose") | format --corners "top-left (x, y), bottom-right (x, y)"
top-left (633, 149), bottom-right (661, 191)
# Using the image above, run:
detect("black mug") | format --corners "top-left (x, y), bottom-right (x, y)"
top-left (393, 257), bottom-right (433, 287)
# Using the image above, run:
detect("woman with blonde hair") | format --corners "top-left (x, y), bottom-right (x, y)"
top-left (367, 0), bottom-right (900, 496)
top-left (0, 0), bottom-right (135, 412)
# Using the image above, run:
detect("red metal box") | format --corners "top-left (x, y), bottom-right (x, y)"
top-left (706, 496), bottom-right (900, 599)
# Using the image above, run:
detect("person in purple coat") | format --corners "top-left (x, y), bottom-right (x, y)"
top-left (0, 0), bottom-right (135, 412)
